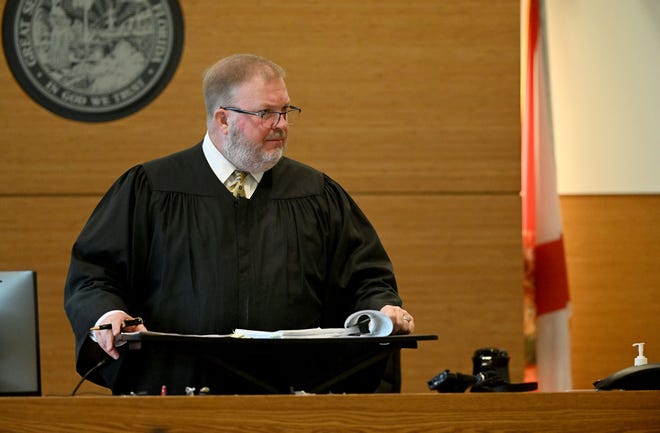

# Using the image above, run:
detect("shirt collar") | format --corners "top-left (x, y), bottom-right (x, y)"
top-left (202, 132), bottom-right (264, 184)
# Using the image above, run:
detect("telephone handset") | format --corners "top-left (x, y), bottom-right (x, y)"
top-left (594, 342), bottom-right (660, 390)
top-left (593, 363), bottom-right (660, 390)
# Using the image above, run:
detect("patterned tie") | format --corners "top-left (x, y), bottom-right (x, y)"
top-left (228, 170), bottom-right (248, 198)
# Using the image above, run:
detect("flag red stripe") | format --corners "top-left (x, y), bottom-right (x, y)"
top-left (534, 235), bottom-right (570, 315)
top-left (521, 0), bottom-right (573, 391)
top-left (522, 0), bottom-right (539, 244)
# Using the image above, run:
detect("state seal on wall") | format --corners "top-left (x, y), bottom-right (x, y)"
top-left (2, 0), bottom-right (184, 122)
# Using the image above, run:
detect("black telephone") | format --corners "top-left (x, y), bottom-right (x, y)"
top-left (594, 343), bottom-right (660, 391)
top-left (594, 363), bottom-right (660, 390)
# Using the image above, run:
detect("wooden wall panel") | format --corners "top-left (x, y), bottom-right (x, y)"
top-left (0, 0), bottom-right (519, 195)
top-left (0, 196), bottom-right (109, 396)
top-left (560, 195), bottom-right (660, 389)
top-left (357, 194), bottom-right (523, 391)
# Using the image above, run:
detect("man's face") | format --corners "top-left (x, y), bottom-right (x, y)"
top-left (220, 76), bottom-right (291, 172)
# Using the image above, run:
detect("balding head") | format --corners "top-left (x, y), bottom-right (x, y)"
top-left (203, 54), bottom-right (286, 127)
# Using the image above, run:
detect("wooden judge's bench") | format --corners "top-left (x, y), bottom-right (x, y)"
top-left (1, 391), bottom-right (658, 432)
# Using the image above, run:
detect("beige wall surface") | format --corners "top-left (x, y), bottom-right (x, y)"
top-left (546, 0), bottom-right (660, 194)
top-left (0, 0), bottom-right (522, 395)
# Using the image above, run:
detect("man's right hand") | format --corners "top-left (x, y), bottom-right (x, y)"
top-left (91, 311), bottom-right (148, 359)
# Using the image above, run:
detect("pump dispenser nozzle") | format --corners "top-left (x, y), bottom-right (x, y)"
top-left (632, 342), bottom-right (648, 366)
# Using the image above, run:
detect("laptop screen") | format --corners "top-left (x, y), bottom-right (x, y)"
top-left (0, 271), bottom-right (41, 396)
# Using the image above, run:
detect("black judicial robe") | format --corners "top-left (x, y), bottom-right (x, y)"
top-left (64, 143), bottom-right (402, 394)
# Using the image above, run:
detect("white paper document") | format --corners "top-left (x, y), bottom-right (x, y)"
top-left (233, 309), bottom-right (394, 339)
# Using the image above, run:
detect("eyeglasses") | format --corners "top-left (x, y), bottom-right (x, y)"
top-left (220, 105), bottom-right (302, 127)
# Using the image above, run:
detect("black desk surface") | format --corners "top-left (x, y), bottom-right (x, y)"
top-left (113, 332), bottom-right (438, 395)
top-left (118, 331), bottom-right (438, 346)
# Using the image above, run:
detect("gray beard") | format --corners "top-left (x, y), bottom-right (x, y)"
top-left (223, 123), bottom-right (286, 173)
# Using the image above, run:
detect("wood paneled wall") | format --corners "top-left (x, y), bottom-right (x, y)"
top-left (560, 196), bottom-right (660, 390)
top-left (0, 0), bottom-right (523, 395)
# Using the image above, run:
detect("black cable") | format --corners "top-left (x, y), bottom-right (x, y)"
top-left (71, 358), bottom-right (110, 396)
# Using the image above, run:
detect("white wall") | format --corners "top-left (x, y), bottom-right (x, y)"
top-left (544, 0), bottom-right (660, 194)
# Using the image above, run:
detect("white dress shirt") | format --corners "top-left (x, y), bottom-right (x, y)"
top-left (202, 132), bottom-right (262, 199)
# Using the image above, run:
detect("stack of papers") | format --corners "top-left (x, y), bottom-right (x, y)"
top-left (233, 310), bottom-right (394, 339)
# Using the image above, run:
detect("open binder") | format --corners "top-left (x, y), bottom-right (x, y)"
top-left (233, 309), bottom-right (394, 338)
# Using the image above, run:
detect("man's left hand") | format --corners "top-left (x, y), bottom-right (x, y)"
top-left (380, 305), bottom-right (415, 335)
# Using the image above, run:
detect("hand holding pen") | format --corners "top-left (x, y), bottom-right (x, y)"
top-left (89, 317), bottom-right (144, 331)
top-left (90, 312), bottom-right (148, 360)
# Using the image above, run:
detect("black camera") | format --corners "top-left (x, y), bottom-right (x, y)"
top-left (428, 347), bottom-right (537, 393)
top-left (472, 347), bottom-right (510, 383)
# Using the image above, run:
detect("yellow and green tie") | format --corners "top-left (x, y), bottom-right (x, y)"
top-left (228, 170), bottom-right (248, 198)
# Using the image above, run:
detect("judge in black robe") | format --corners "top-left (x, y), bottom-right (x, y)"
top-left (64, 54), bottom-right (413, 395)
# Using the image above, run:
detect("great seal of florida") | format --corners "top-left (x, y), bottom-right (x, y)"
top-left (2, 0), bottom-right (184, 122)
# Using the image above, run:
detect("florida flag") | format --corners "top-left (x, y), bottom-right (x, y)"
top-left (521, 0), bottom-right (572, 391)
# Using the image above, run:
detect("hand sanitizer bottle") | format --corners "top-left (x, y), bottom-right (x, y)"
top-left (633, 342), bottom-right (648, 366)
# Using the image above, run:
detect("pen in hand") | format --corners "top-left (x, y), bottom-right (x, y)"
top-left (89, 317), bottom-right (144, 331)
